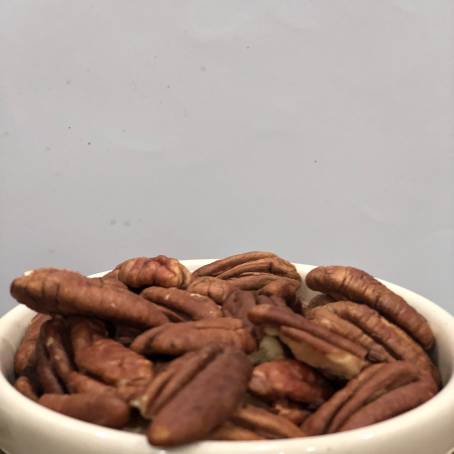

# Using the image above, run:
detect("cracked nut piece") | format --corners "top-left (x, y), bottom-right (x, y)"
top-left (140, 286), bottom-right (222, 321)
top-left (114, 255), bottom-right (191, 289)
top-left (187, 277), bottom-right (235, 304)
top-left (272, 399), bottom-right (312, 425)
top-left (249, 359), bottom-right (333, 406)
top-left (14, 313), bottom-right (50, 376)
top-left (308, 301), bottom-right (439, 389)
top-left (305, 266), bottom-right (434, 350)
top-left (303, 361), bottom-right (433, 435)
top-left (193, 251), bottom-right (301, 282)
top-left (15, 375), bottom-right (39, 401)
top-left (146, 346), bottom-right (252, 446)
top-left (39, 393), bottom-right (131, 429)
top-left (249, 305), bottom-right (369, 379)
top-left (10, 268), bottom-right (169, 329)
top-left (131, 318), bottom-right (257, 357)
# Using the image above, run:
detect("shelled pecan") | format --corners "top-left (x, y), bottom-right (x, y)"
top-left (249, 305), bottom-right (369, 379)
top-left (131, 318), bottom-right (257, 357)
top-left (305, 266), bottom-right (434, 350)
top-left (146, 346), bottom-right (252, 446)
top-left (140, 286), bottom-right (222, 321)
top-left (11, 268), bottom-right (169, 328)
top-left (113, 255), bottom-right (191, 289)
top-left (187, 276), bottom-right (235, 304)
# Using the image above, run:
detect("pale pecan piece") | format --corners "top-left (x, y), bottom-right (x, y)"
top-left (73, 337), bottom-right (154, 402)
top-left (228, 404), bottom-right (306, 439)
top-left (210, 421), bottom-right (264, 440)
top-left (131, 318), bottom-right (257, 357)
top-left (10, 268), bottom-right (169, 328)
top-left (193, 251), bottom-right (301, 282)
top-left (35, 336), bottom-right (64, 394)
top-left (187, 276), bottom-right (235, 304)
top-left (39, 393), bottom-right (130, 429)
top-left (114, 255), bottom-right (191, 289)
top-left (65, 371), bottom-right (117, 396)
top-left (272, 399), bottom-right (312, 425)
top-left (305, 266), bottom-right (434, 350)
top-left (14, 375), bottom-right (39, 401)
top-left (308, 301), bottom-right (439, 388)
top-left (302, 361), bottom-right (427, 435)
top-left (14, 313), bottom-right (50, 376)
top-left (248, 335), bottom-right (286, 365)
top-left (249, 305), bottom-right (369, 379)
top-left (249, 359), bottom-right (333, 406)
top-left (140, 287), bottom-right (222, 321)
top-left (147, 347), bottom-right (252, 446)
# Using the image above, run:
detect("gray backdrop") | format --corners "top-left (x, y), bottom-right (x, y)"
top-left (1, 0), bottom-right (453, 315)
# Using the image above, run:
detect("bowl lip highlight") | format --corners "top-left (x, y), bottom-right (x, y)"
top-left (0, 259), bottom-right (453, 453)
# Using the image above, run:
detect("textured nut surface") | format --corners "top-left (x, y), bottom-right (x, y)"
top-left (305, 266), bottom-right (434, 350)
top-left (10, 268), bottom-right (169, 328)
top-left (35, 336), bottom-right (64, 394)
top-left (14, 313), bottom-right (50, 376)
top-left (14, 375), bottom-right (39, 401)
top-left (39, 393), bottom-right (131, 428)
top-left (303, 362), bottom-right (421, 435)
top-left (141, 286), bottom-right (222, 321)
top-left (147, 348), bottom-right (252, 446)
top-left (115, 255), bottom-right (191, 289)
top-left (74, 337), bottom-right (154, 402)
top-left (249, 359), bottom-right (333, 406)
top-left (249, 305), bottom-right (369, 379)
top-left (308, 301), bottom-right (439, 389)
top-left (131, 318), bottom-right (257, 356)
top-left (187, 276), bottom-right (235, 304)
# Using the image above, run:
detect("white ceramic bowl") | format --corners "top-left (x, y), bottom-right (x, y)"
top-left (1, 260), bottom-right (454, 454)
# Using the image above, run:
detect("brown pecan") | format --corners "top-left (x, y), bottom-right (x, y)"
top-left (305, 266), bottom-right (434, 350)
top-left (302, 361), bottom-right (424, 435)
top-left (131, 318), bottom-right (257, 357)
top-left (249, 305), bottom-right (369, 379)
top-left (140, 286), bottom-right (222, 321)
top-left (10, 268), bottom-right (169, 328)
top-left (114, 255), bottom-right (191, 289)
top-left (69, 317), bottom-right (107, 353)
top-left (74, 337), bottom-right (154, 402)
top-left (210, 421), bottom-right (264, 440)
top-left (89, 275), bottom-right (128, 290)
top-left (249, 359), bottom-right (333, 406)
top-left (308, 301), bottom-right (439, 389)
top-left (14, 313), bottom-right (50, 376)
top-left (193, 251), bottom-right (301, 282)
top-left (14, 375), bottom-right (39, 401)
top-left (187, 276), bottom-right (235, 304)
top-left (301, 294), bottom-right (335, 315)
top-left (66, 371), bottom-right (117, 395)
top-left (146, 347), bottom-right (252, 446)
top-left (114, 324), bottom-right (143, 347)
top-left (39, 393), bottom-right (131, 429)
top-left (229, 404), bottom-right (306, 439)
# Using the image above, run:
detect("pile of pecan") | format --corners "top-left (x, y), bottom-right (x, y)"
top-left (10, 252), bottom-right (440, 447)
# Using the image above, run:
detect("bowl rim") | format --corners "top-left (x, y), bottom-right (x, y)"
top-left (1, 259), bottom-right (454, 453)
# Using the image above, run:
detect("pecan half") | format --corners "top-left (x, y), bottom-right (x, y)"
top-left (131, 318), bottom-right (257, 357)
top-left (308, 301), bottom-right (439, 389)
top-left (187, 277), bottom-right (235, 304)
top-left (193, 252), bottom-right (301, 282)
top-left (305, 266), bottom-right (434, 350)
top-left (249, 359), bottom-right (333, 406)
top-left (14, 313), bottom-right (50, 376)
top-left (73, 337), bottom-right (154, 402)
top-left (302, 361), bottom-right (427, 435)
top-left (10, 268), bottom-right (169, 328)
top-left (65, 371), bottom-right (117, 395)
top-left (39, 393), bottom-right (131, 428)
top-left (272, 399), bottom-right (312, 425)
top-left (249, 305), bottom-right (369, 379)
top-left (114, 255), bottom-right (191, 289)
top-left (140, 287), bottom-right (222, 321)
top-left (228, 404), bottom-right (306, 439)
top-left (35, 336), bottom-right (64, 394)
top-left (146, 346), bottom-right (252, 446)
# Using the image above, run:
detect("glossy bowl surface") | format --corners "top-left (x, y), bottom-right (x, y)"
top-left (1, 260), bottom-right (454, 454)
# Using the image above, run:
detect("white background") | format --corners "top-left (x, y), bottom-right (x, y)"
top-left (1, 0), bottom-right (453, 314)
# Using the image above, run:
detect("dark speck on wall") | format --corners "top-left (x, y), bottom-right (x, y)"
top-left (110, 219), bottom-right (117, 226)
top-left (200, 66), bottom-right (207, 72)
top-left (123, 220), bottom-right (131, 227)
top-left (87, 142), bottom-right (92, 146)
top-left (65, 80), bottom-right (71, 85)
top-left (314, 160), bottom-right (318, 164)
top-left (47, 248), bottom-right (56, 254)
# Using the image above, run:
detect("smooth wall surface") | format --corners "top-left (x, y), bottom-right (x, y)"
top-left (1, 0), bottom-right (453, 314)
